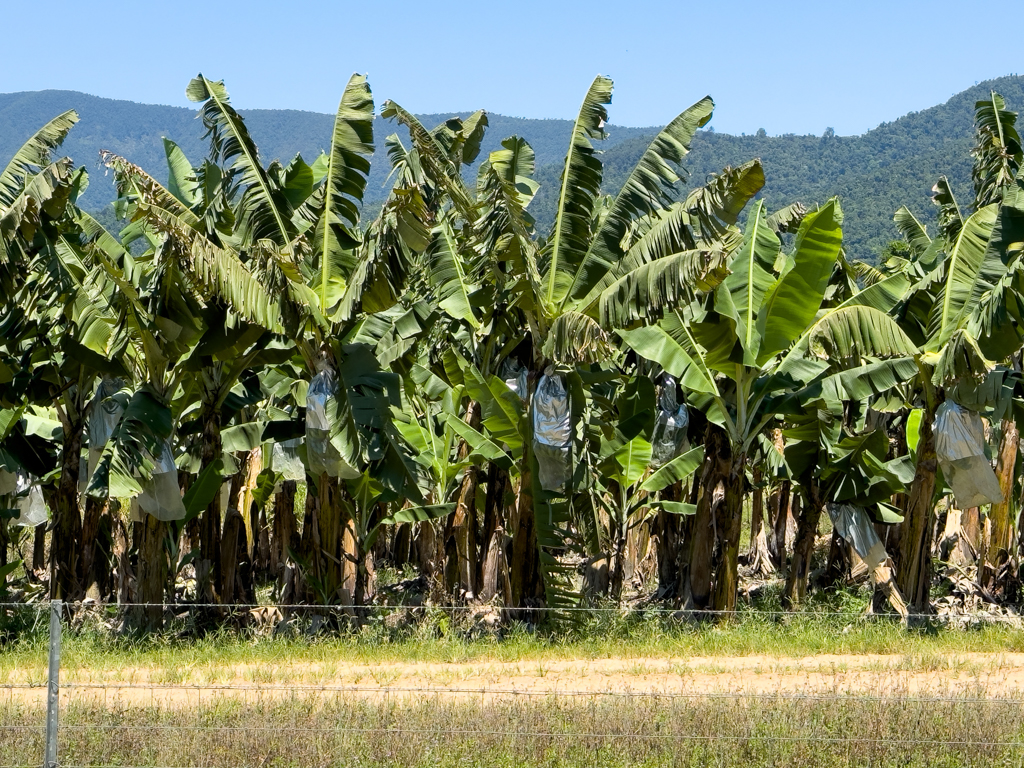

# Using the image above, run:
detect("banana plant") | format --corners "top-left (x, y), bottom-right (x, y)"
top-left (403, 76), bottom-right (739, 611)
top-left (879, 93), bottom-right (1024, 610)
top-left (780, 380), bottom-right (914, 606)
top-left (105, 73), bottom-right (434, 606)
top-left (586, 396), bottom-right (704, 602)
top-left (0, 113), bottom-right (141, 601)
top-left (619, 198), bottom-right (917, 612)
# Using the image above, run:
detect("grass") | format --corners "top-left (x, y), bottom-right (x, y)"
top-left (3, 598), bottom-right (1023, 766)
top-left (2, 605), bottom-right (1024, 684)
top-left (3, 691), bottom-right (1023, 768)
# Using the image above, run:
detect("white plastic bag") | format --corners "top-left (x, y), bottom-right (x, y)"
top-left (827, 503), bottom-right (888, 571)
top-left (2, 472), bottom-right (47, 528)
top-left (16, 486), bottom-right (47, 528)
top-left (651, 375), bottom-right (689, 468)
top-left (89, 376), bottom-right (126, 447)
top-left (272, 438), bottom-right (306, 484)
top-left (306, 365), bottom-right (359, 479)
top-left (88, 376), bottom-right (126, 481)
top-left (533, 370), bottom-right (571, 492)
top-left (305, 368), bottom-right (335, 432)
top-left (501, 360), bottom-right (528, 402)
top-left (934, 401), bottom-right (1003, 508)
top-left (137, 440), bottom-right (187, 521)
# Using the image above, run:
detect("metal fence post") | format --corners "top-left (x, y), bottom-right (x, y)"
top-left (43, 599), bottom-right (61, 768)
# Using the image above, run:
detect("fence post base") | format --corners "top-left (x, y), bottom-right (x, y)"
top-left (43, 599), bottom-right (61, 768)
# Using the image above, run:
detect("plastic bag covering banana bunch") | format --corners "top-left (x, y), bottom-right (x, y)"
top-left (826, 503), bottom-right (888, 571)
top-left (88, 376), bottom-right (126, 480)
top-left (501, 359), bottom-right (528, 402)
top-left (934, 401), bottom-right (1004, 508)
top-left (305, 364), bottom-right (360, 479)
top-left (0, 470), bottom-right (47, 527)
top-left (651, 375), bottom-right (690, 468)
top-left (137, 440), bottom-right (187, 521)
top-left (272, 437), bottom-right (306, 488)
top-left (532, 369), bottom-right (571, 491)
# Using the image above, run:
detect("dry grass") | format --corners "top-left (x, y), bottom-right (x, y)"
top-left (2, 691), bottom-right (1023, 768)
top-left (4, 605), bottom-right (1024, 686)
top-left (3, 608), bottom-right (1024, 766)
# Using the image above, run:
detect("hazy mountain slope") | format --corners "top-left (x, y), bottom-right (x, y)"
top-left (529, 76), bottom-right (1024, 260)
top-left (0, 90), bottom-right (653, 211)
top-left (4, 75), bottom-right (1024, 261)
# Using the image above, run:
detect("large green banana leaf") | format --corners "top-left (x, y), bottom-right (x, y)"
top-left (756, 199), bottom-right (844, 364)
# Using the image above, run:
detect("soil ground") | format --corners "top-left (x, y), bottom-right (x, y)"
top-left (6, 651), bottom-right (1024, 706)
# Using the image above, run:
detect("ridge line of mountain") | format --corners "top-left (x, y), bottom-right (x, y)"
top-left (4, 74), bottom-right (1024, 261)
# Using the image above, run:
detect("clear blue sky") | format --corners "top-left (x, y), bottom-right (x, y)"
top-left (3, 0), bottom-right (1017, 136)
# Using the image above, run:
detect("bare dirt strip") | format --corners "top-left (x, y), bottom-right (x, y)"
top-left (6, 653), bottom-right (1024, 707)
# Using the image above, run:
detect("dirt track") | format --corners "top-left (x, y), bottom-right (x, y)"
top-left (6, 653), bottom-right (1024, 706)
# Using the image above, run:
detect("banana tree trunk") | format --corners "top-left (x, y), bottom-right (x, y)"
top-left (897, 404), bottom-right (937, 613)
top-left (510, 446), bottom-right (543, 609)
top-left (389, 523), bottom-right (408, 568)
top-left (961, 507), bottom-right (982, 556)
top-left (352, 531), bottom-right (374, 609)
top-left (257, 505), bottom-right (271, 576)
top-left (510, 374), bottom-right (543, 612)
top-left (654, 481), bottom-right (684, 598)
top-left (477, 462), bottom-right (508, 598)
top-left (135, 513), bottom-right (167, 630)
top-left (32, 524), bottom-right (45, 574)
top-left (772, 480), bottom-right (794, 570)
top-left (746, 469), bottom-right (774, 577)
top-left (610, 521), bottom-right (628, 603)
top-left (767, 430), bottom-right (790, 570)
top-left (220, 505), bottom-right (244, 604)
top-left (80, 496), bottom-right (110, 598)
top-left (198, 404), bottom-right (223, 600)
top-left (985, 419), bottom-right (1018, 587)
top-left (220, 463), bottom-right (248, 605)
top-left (679, 425), bottom-right (729, 610)
top-left (711, 448), bottom-right (746, 614)
top-left (449, 402), bottom-right (481, 599)
top-left (782, 479), bottom-right (824, 609)
top-left (50, 413), bottom-right (85, 601)
top-left (414, 518), bottom-right (440, 584)
top-left (271, 480), bottom-right (297, 576)
top-left (822, 529), bottom-right (849, 588)
top-left (313, 474), bottom-right (343, 603)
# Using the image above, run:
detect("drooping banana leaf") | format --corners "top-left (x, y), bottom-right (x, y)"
top-left (560, 95), bottom-right (714, 309)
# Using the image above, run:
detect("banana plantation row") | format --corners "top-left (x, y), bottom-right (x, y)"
top-left (1, 73), bottom-right (1022, 628)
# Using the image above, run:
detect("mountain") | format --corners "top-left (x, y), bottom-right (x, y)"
top-left (4, 75), bottom-right (1024, 262)
top-left (0, 89), bottom-right (652, 209)
top-left (551, 75), bottom-right (1024, 260)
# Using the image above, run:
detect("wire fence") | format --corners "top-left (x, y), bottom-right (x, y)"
top-left (4, 600), bottom-right (1024, 767)
top-left (1, 599), bottom-right (1021, 623)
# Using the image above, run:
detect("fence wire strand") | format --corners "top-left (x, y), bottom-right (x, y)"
top-left (4, 599), bottom-right (1024, 764)
top-left (37, 729), bottom-right (1024, 746)
top-left (1, 601), bottom-right (1020, 623)
top-left (5, 682), bottom-right (1009, 705)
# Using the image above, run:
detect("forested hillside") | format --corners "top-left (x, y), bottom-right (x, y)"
top-left (530, 75), bottom-right (1024, 259)
top-left (0, 90), bottom-right (650, 208)
top-left (3, 75), bottom-right (1023, 260)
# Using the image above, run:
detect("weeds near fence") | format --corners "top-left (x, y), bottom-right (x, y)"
top-left (3, 691), bottom-right (1024, 768)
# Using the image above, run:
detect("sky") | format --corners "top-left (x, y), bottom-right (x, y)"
top-left (2, 0), bottom-right (1019, 136)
